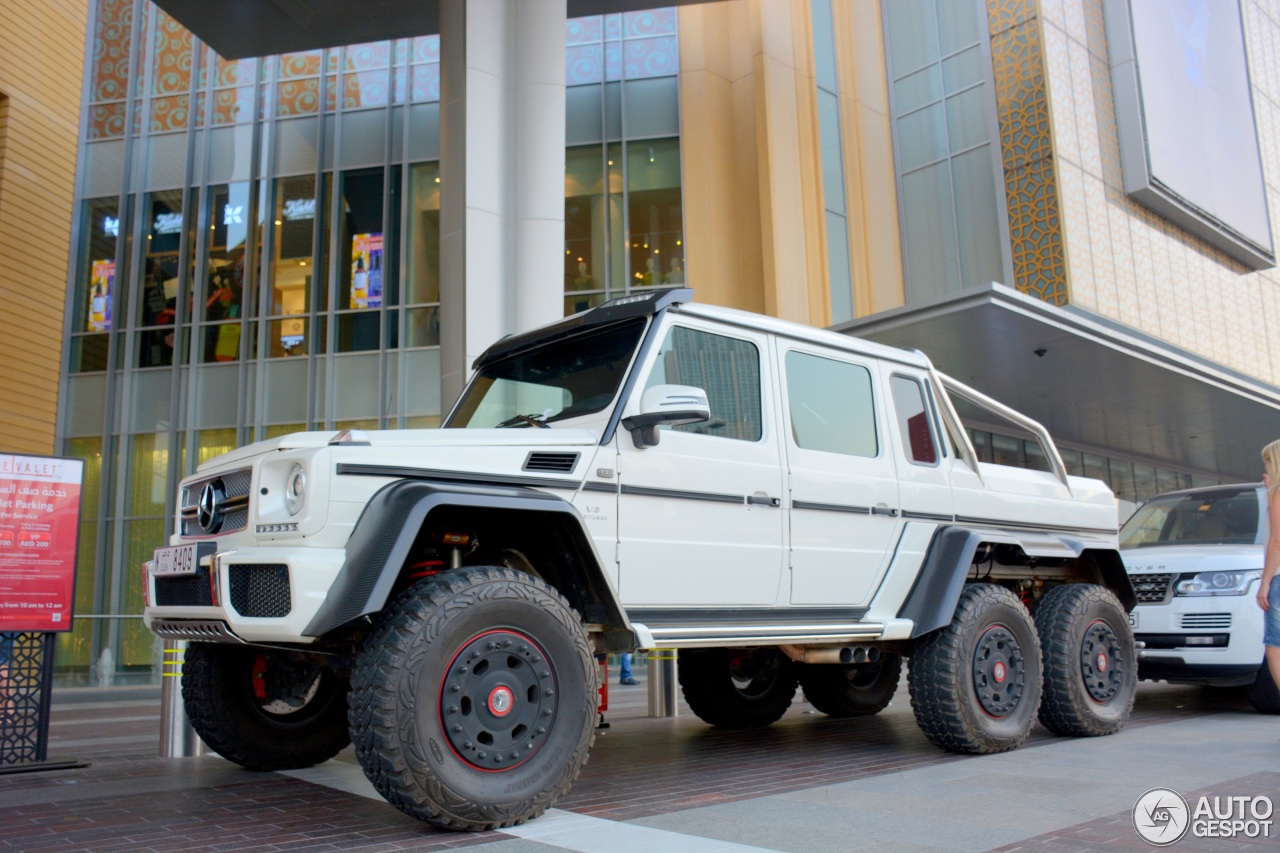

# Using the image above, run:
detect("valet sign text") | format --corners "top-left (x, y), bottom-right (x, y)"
top-left (0, 453), bottom-right (84, 632)
top-left (1134, 788), bottom-right (1273, 845)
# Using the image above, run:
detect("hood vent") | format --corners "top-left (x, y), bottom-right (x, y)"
top-left (524, 452), bottom-right (580, 474)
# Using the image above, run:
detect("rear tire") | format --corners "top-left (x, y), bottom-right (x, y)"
top-left (1247, 664), bottom-right (1280, 714)
top-left (348, 567), bottom-right (597, 832)
top-left (908, 584), bottom-right (1042, 754)
top-left (678, 647), bottom-right (798, 729)
top-left (799, 654), bottom-right (901, 718)
top-left (182, 643), bottom-right (351, 771)
top-left (1034, 584), bottom-right (1136, 737)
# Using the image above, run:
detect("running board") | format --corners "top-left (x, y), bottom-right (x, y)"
top-left (637, 622), bottom-right (884, 648)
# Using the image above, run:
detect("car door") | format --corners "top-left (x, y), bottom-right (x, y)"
top-left (615, 319), bottom-right (786, 607)
top-left (779, 344), bottom-right (902, 606)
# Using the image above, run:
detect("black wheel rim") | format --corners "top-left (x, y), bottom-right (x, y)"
top-left (1080, 619), bottom-right (1123, 703)
top-left (728, 649), bottom-right (784, 699)
top-left (972, 624), bottom-right (1025, 718)
top-left (439, 629), bottom-right (555, 771)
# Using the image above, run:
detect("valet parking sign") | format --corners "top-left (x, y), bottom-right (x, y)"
top-left (0, 454), bottom-right (83, 632)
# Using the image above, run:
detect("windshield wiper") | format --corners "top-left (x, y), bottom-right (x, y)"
top-left (495, 413), bottom-right (551, 429)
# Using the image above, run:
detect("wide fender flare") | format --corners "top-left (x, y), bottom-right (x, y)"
top-left (303, 478), bottom-right (628, 638)
top-left (896, 526), bottom-right (1135, 639)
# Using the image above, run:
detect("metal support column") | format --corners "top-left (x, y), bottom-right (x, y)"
top-left (159, 640), bottom-right (205, 758)
top-left (646, 649), bottom-right (678, 718)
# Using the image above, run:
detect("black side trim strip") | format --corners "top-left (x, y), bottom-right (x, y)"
top-left (627, 607), bottom-right (869, 625)
top-left (337, 464), bottom-right (580, 491)
top-left (902, 510), bottom-right (955, 522)
top-left (954, 515), bottom-right (1118, 537)
top-left (583, 481), bottom-right (618, 493)
top-left (792, 500), bottom-right (871, 515)
top-left (620, 484), bottom-right (744, 504)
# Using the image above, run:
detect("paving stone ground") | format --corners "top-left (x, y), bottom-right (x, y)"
top-left (1, 672), bottom-right (1276, 852)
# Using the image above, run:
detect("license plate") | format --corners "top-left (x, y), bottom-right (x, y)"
top-left (1128, 610), bottom-right (1139, 629)
top-left (152, 542), bottom-right (215, 577)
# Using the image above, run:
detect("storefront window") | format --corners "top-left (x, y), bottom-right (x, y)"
top-left (72, 198), bottom-right (122, 372)
top-left (405, 163), bottom-right (441, 347)
top-left (268, 176), bottom-right (316, 357)
top-left (336, 168), bottom-right (390, 352)
top-left (138, 190), bottom-right (188, 367)
top-left (199, 183), bottom-right (251, 362)
top-left (563, 138), bottom-right (682, 316)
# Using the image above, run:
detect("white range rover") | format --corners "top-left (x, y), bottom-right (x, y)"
top-left (1120, 483), bottom-right (1280, 712)
top-left (144, 289), bottom-right (1137, 831)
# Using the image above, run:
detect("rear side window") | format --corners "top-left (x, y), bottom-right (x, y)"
top-left (784, 351), bottom-right (877, 457)
top-left (890, 375), bottom-right (938, 465)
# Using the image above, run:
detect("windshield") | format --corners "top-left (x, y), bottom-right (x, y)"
top-left (1119, 487), bottom-right (1262, 548)
top-left (447, 318), bottom-right (647, 429)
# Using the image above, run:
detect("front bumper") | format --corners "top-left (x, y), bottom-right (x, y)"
top-left (144, 545), bottom-right (347, 644)
top-left (1130, 593), bottom-right (1263, 686)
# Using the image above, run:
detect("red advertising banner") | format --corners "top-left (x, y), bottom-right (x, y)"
top-left (0, 454), bottom-right (84, 632)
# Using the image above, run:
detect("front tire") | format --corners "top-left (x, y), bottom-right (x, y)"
top-left (679, 647), bottom-right (798, 728)
top-left (799, 654), bottom-right (901, 718)
top-left (908, 584), bottom-right (1042, 753)
top-left (348, 567), bottom-right (597, 832)
top-left (1034, 584), bottom-right (1136, 737)
top-left (182, 643), bottom-right (351, 771)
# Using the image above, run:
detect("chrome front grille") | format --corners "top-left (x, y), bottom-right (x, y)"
top-left (1180, 613), bottom-right (1232, 630)
top-left (181, 468), bottom-right (253, 536)
top-left (1130, 573), bottom-right (1175, 604)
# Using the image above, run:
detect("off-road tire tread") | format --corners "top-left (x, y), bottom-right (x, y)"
top-left (1034, 583), bottom-right (1136, 737)
top-left (678, 648), bottom-right (798, 729)
top-left (799, 654), bottom-right (902, 718)
top-left (182, 643), bottom-right (351, 771)
top-left (348, 566), bottom-right (596, 832)
top-left (907, 583), bottom-right (1041, 754)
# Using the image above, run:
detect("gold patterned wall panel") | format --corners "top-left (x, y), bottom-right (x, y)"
top-left (1036, 0), bottom-right (1280, 384)
top-left (989, 0), bottom-right (1068, 305)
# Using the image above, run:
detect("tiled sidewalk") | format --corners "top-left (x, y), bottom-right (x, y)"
top-left (0, 678), bottom-right (1274, 852)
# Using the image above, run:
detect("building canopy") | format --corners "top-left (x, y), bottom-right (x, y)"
top-left (839, 283), bottom-right (1280, 484)
top-left (152, 0), bottom-right (705, 59)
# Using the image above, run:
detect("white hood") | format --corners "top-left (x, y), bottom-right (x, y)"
top-left (1121, 543), bottom-right (1263, 574)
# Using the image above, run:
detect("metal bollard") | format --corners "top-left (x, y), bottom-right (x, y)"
top-left (160, 640), bottom-right (205, 758)
top-left (646, 648), bottom-right (678, 718)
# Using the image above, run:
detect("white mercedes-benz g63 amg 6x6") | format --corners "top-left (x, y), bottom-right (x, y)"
top-left (145, 289), bottom-right (1136, 831)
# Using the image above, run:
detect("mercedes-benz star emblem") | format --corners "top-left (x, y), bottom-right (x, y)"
top-left (198, 481), bottom-right (225, 533)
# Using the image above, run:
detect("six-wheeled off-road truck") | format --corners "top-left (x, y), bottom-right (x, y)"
top-left (144, 289), bottom-right (1136, 831)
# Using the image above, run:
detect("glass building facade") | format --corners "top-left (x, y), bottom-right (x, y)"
top-left (59, 0), bottom-right (682, 683)
top-left (57, 0), bottom-right (1229, 686)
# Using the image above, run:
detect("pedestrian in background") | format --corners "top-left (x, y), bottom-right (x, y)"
top-left (1257, 440), bottom-right (1280, 692)
top-left (619, 651), bottom-right (637, 685)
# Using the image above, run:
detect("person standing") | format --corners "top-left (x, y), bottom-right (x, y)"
top-left (1257, 440), bottom-right (1280, 691)
top-left (619, 651), bottom-right (637, 685)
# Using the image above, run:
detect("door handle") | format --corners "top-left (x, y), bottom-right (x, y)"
top-left (747, 495), bottom-right (782, 508)
top-left (871, 505), bottom-right (898, 517)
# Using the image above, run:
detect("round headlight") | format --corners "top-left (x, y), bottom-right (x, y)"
top-left (284, 464), bottom-right (307, 516)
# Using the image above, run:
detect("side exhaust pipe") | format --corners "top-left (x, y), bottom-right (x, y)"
top-left (781, 644), bottom-right (881, 665)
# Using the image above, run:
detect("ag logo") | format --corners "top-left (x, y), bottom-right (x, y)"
top-left (1133, 787), bottom-right (1190, 845)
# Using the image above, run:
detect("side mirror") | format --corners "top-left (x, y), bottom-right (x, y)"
top-left (620, 384), bottom-right (710, 448)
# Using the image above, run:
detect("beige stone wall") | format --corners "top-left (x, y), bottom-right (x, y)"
top-left (0, 0), bottom-right (88, 454)
top-left (677, 0), bottom-right (902, 327)
top-left (1039, 0), bottom-right (1280, 385)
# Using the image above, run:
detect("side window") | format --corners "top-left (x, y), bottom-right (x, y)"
top-left (784, 351), bottom-right (877, 457)
top-left (890, 374), bottom-right (939, 465)
top-left (645, 326), bottom-right (762, 440)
